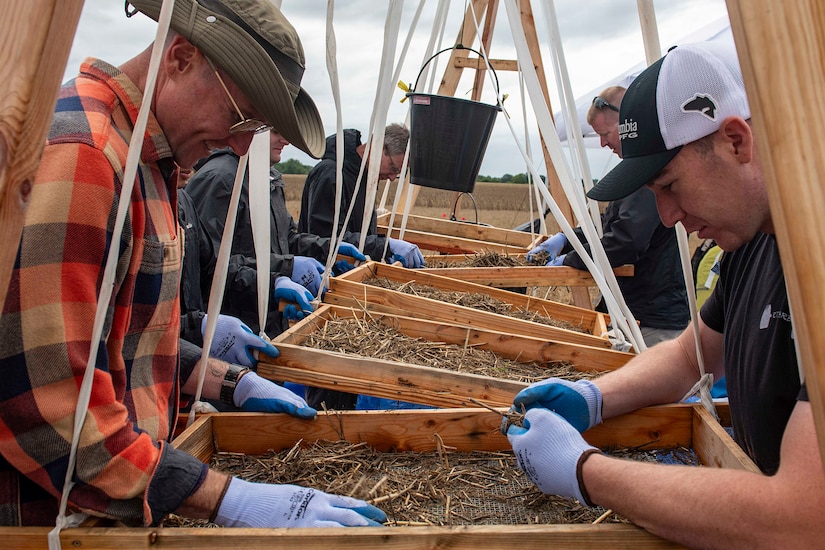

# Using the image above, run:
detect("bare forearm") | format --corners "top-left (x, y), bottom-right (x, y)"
top-left (582, 453), bottom-right (813, 549)
top-left (597, 323), bottom-right (723, 419)
top-left (181, 357), bottom-right (228, 400)
top-left (596, 337), bottom-right (697, 418)
top-left (175, 468), bottom-right (231, 520)
top-left (581, 404), bottom-right (824, 549)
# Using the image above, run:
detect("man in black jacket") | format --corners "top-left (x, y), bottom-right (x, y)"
top-left (529, 87), bottom-right (689, 347)
top-left (185, 132), bottom-right (366, 338)
top-left (178, 185), bottom-right (280, 367)
top-left (298, 124), bottom-right (424, 268)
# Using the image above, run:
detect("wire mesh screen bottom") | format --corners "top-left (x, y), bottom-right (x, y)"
top-left (163, 440), bottom-right (700, 527)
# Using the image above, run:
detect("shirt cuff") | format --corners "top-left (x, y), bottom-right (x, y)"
top-left (145, 443), bottom-right (209, 526)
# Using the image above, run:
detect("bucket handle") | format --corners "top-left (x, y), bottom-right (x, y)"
top-left (411, 44), bottom-right (501, 103)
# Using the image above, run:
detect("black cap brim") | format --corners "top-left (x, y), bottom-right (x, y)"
top-left (587, 146), bottom-right (682, 201)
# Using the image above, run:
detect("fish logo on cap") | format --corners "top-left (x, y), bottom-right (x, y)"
top-left (681, 94), bottom-right (718, 121)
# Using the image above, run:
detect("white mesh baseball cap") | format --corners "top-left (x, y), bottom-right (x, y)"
top-left (587, 40), bottom-right (750, 201)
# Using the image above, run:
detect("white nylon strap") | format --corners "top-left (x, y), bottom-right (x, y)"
top-left (354, 1), bottom-right (404, 253)
top-left (320, 0), bottom-right (345, 294)
top-left (48, 2), bottom-right (175, 548)
top-left (535, 0), bottom-right (643, 348)
top-left (189, 153), bottom-right (250, 426)
top-left (677, 222), bottom-right (718, 419)
top-left (361, 0), bottom-right (425, 251)
top-left (544, 2), bottom-right (646, 344)
top-left (631, 0), bottom-right (717, 413)
top-left (324, 0), bottom-right (423, 277)
top-left (516, 62), bottom-right (542, 240)
top-left (504, 0), bottom-right (645, 352)
top-left (540, 1), bottom-right (602, 236)
top-left (248, 132), bottom-right (272, 336)
top-left (383, 0), bottom-right (450, 256)
top-left (680, 372), bottom-right (718, 419)
top-left (372, 0), bottom-right (444, 220)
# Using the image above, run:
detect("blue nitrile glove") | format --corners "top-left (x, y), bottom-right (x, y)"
top-left (509, 377), bottom-right (602, 433)
top-left (291, 256), bottom-right (325, 295)
top-left (333, 242), bottom-right (368, 275)
top-left (338, 242), bottom-right (367, 263)
top-left (506, 408), bottom-right (600, 504)
top-left (201, 314), bottom-right (279, 367)
top-left (548, 254), bottom-right (566, 267)
top-left (527, 232), bottom-right (567, 263)
top-left (355, 395), bottom-right (434, 410)
top-left (274, 276), bottom-right (315, 321)
top-left (215, 478), bottom-right (387, 528)
top-left (333, 260), bottom-right (356, 275)
top-left (387, 237), bottom-right (425, 268)
top-left (233, 371), bottom-right (317, 419)
top-left (711, 376), bottom-right (727, 398)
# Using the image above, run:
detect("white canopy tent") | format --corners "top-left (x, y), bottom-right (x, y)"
top-left (554, 16), bottom-right (733, 147)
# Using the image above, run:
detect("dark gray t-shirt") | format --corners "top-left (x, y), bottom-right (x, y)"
top-left (701, 232), bottom-right (805, 474)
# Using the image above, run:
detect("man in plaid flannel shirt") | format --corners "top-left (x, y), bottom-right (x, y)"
top-left (0, 0), bottom-right (385, 530)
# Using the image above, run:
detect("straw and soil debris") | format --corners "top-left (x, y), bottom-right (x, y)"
top-left (305, 314), bottom-right (593, 384)
top-left (162, 437), bottom-right (698, 528)
top-left (362, 275), bottom-right (586, 333)
top-left (426, 251), bottom-right (529, 269)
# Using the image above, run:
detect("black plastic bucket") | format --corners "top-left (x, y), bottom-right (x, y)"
top-left (406, 46), bottom-right (501, 193)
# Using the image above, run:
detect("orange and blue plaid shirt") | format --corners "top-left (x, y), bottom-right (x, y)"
top-left (0, 59), bottom-right (206, 526)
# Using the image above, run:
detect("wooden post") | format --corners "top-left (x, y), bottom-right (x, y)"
top-left (395, 0), bottom-right (575, 228)
top-left (0, 1), bottom-right (84, 308)
top-left (516, 0), bottom-right (574, 227)
top-left (726, 0), bottom-right (825, 462)
top-left (636, 0), bottom-right (662, 65)
top-left (471, 0), bottom-right (500, 102)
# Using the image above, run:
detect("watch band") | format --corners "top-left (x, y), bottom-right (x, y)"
top-left (220, 365), bottom-right (250, 406)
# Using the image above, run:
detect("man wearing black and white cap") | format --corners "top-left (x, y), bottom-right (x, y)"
top-left (503, 40), bottom-right (822, 547)
top-left (0, 0), bottom-right (385, 530)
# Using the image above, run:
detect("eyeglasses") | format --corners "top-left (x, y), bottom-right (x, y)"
top-left (206, 58), bottom-right (273, 135)
top-left (592, 96), bottom-right (620, 112)
top-left (384, 145), bottom-right (402, 175)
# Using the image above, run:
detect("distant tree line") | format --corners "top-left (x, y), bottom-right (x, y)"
top-left (274, 158), bottom-right (546, 184)
top-left (272, 158), bottom-right (312, 174)
top-left (476, 173), bottom-right (546, 184)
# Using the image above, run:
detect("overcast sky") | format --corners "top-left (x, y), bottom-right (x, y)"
top-left (67, 0), bottom-right (729, 178)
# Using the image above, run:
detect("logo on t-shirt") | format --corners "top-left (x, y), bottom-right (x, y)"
top-left (759, 303), bottom-right (793, 330)
top-left (759, 304), bottom-right (771, 329)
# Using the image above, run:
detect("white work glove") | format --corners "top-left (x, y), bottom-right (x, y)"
top-left (387, 238), bottom-right (425, 268)
top-left (233, 371), bottom-right (317, 419)
top-left (215, 478), bottom-right (387, 527)
top-left (506, 408), bottom-right (600, 505)
top-left (527, 232), bottom-right (567, 264)
top-left (201, 314), bottom-right (278, 368)
top-left (509, 378), bottom-right (602, 433)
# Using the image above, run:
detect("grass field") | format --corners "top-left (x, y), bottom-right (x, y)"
top-left (281, 174), bottom-right (560, 233)
top-left (281, 173), bottom-right (702, 308)
top-left (282, 174), bottom-right (702, 253)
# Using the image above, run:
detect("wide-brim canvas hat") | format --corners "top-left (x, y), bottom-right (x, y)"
top-left (128, 0), bottom-right (325, 158)
top-left (587, 39), bottom-right (750, 201)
